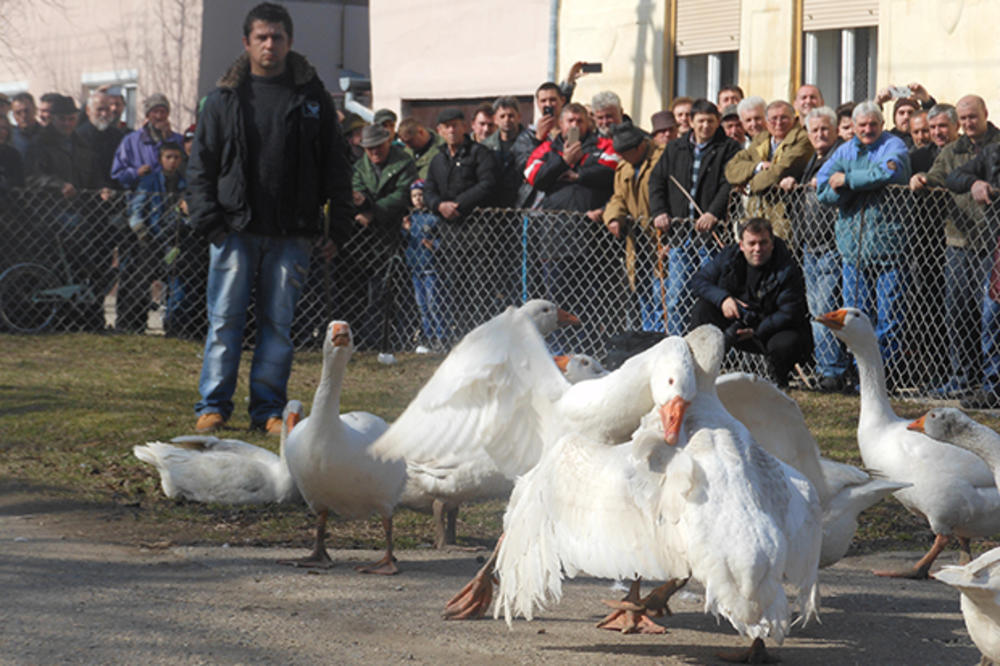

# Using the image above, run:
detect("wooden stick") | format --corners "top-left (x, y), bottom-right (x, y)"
top-left (667, 174), bottom-right (726, 248)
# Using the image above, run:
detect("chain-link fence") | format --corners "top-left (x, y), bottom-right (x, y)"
top-left (1, 183), bottom-right (996, 400)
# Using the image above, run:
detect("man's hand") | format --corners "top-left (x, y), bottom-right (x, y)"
top-left (653, 213), bottom-right (671, 231)
top-left (585, 208), bottom-right (604, 223)
top-left (721, 296), bottom-right (748, 320)
top-left (536, 114), bottom-right (557, 141)
top-left (352, 190), bottom-right (366, 206)
top-left (757, 161), bottom-right (772, 172)
top-left (566, 61), bottom-right (586, 86)
top-left (137, 164), bottom-right (153, 177)
top-left (875, 87), bottom-right (892, 106)
top-left (971, 180), bottom-right (997, 205)
top-left (316, 237), bottom-right (337, 261)
top-left (778, 176), bottom-right (796, 192)
top-left (736, 328), bottom-right (754, 341)
top-left (562, 140), bottom-right (583, 167)
top-left (438, 201), bottom-right (460, 220)
top-left (908, 82), bottom-right (931, 103)
top-left (909, 173), bottom-right (928, 191)
top-left (607, 220), bottom-right (621, 238)
top-left (421, 239), bottom-right (434, 250)
top-left (694, 211), bottom-right (718, 233)
top-left (355, 212), bottom-right (373, 227)
top-left (828, 171), bottom-right (847, 190)
top-left (401, 215), bottom-right (411, 231)
top-left (99, 187), bottom-right (114, 202)
top-left (61, 182), bottom-right (77, 199)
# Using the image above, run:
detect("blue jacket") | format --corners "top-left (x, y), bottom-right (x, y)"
top-left (816, 132), bottom-right (911, 268)
top-left (404, 209), bottom-right (440, 272)
top-left (128, 170), bottom-right (188, 237)
top-left (111, 125), bottom-right (184, 189)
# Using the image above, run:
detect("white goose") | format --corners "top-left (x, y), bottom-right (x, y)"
top-left (133, 401), bottom-right (304, 505)
top-left (496, 327), bottom-right (822, 662)
top-left (817, 308), bottom-right (1000, 578)
top-left (933, 548), bottom-right (1000, 664)
top-left (280, 321), bottom-right (405, 574)
top-left (554, 353), bottom-right (608, 383)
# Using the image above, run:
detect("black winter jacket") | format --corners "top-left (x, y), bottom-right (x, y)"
top-left (423, 137), bottom-right (497, 222)
top-left (690, 236), bottom-right (812, 347)
top-left (186, 51), bottom-right (352, 242)
top-left (648, 126), bottom-right (741, 224)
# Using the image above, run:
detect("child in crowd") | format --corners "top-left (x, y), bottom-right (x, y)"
top-left (402, 179), bottom-right (448, 353)
top-left (125, 141), bottom-right (190, 336)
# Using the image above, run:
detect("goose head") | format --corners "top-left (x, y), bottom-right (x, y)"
top-left (909, 408), bottom-right (978, 442)
top-left (283, 399), bottom-right (304, 433)
top-left (649, 337), bottom-right (697, 445)
top-left (554, 353), bottom-right (608, 383)
top-left (518, 299), bottom-right (580, 336)
top-left (325, 320), bottom-right (354, 351)
top-left (815, 307), bottom-right (875, 349)
top-left (683, 324), bottom-right (725, 392)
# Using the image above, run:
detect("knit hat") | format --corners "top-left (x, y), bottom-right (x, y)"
top-left (373, 108), bottom-right (397, 126)
top-left (410, 179), bottom-right (426, 191)
top-left (612, 122), bottom-right (647, 154)
top-left (360, 124), bottom-right (391, 148)
top-left (183, 124), bottom-right (196, 141)
top-left (143, 93), bottom-right (170, 116)
top-left (436, 107), bottom-right (464, 125)
top-left (893, 97), bottom-right (919, 116)
top-left (650, 110), bottom-right (677, 133)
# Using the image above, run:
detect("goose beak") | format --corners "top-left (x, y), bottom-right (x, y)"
top-left (286, 410), bottom-right (301, 432)
top-left (331, 323), bottom-right (351, 347)
top-left (815, 309), bottom-right (848, 330)
top-left (907, 414), bottom-right (927, 433)
top-left (660, 397), bottom-right (690, 445)
top-left (556, 308), bottom-right (580, 327)
top-left (552, 355), bottom-right (570, 371)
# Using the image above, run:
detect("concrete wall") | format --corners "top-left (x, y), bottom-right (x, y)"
top-left (737, 0), bottom-right (797, 104)
top-left (369, 0), bottom-right (550, 118)
top-left (558, 0), bottom-right (669, 131)
top-left (878, 0), bottom-right (1000, 113)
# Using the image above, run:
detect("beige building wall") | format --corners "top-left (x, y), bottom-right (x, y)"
top-left (369, 0), bottom-right (550, 116)
top-left (558, 0), bottom-right (669, 130)
top-left (879, 0), bottom-right (1000, 113)
top-left (737, 0), bottom-right (798, 104)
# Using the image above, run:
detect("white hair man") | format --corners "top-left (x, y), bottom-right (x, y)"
top-left (591, 90), bottom-right (624, 138)
top-left (737, 95), bottom-right (766, 143)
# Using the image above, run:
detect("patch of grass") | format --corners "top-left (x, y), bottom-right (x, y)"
top-left (3, 332), bottom-right (1000, 558)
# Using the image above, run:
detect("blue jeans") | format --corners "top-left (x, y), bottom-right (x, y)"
top-left (637, 276), bottom-right (666, 332)
top-left (976, 253), bottom-right (1000, 392)
top-left (666, 241), bottom-right (716, 335)
top-left (195, 232), bottom-right (312, 424)
top-left (842, 261), bottom-right (908, 373)
top-left (803, 247), bottom-right (848, 378)
top-left (411, 269), bottom-right (448, 343)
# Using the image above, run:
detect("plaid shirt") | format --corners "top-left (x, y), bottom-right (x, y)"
top-left (689, 138), bottom-right (708, 218)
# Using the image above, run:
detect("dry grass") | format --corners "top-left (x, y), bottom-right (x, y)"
top-left (2, 332), bottom-right (999, 558)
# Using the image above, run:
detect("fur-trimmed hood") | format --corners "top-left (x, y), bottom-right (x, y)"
top-left (216, 51), bottom-right (318, 90)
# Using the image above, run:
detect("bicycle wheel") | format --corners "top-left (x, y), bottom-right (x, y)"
top-left (0, 263), bottom-right (61, 333)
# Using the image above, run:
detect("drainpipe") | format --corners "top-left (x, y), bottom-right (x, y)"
top-left (548, 0), bottom-right (559, 81)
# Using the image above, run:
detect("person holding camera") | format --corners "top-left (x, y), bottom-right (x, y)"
top-left (689, 217), bottom-right (813, 387)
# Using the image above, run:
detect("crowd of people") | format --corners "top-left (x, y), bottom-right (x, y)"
top-left (3, 1), bottom-right (1000, 433)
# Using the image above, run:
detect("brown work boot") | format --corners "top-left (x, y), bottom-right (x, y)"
top-left (195, 412), bottom-right (226, 433)
top-left (264, 417), bottom-right (282, 436)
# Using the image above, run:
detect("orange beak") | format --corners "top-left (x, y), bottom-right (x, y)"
top-left (815, 309), bottom-right (847, 330)
top-left (285, 410), bottom-right (301, 432)
top-left (331, 323), bottom-right (350, 347)
top-left (907, 414), bottom-right (927, 433)
top-left (660, 396), bottom-right (690, 445)
top-left (557, 308), bottom-right (581, 327)
top-left (552, 355), bottom-right (570, 372)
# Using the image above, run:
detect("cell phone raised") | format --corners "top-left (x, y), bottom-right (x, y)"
top-left (889, 85), bottom-right (912, 99)
top-left (581, 62), bottom-right (603, 73)
top-left (566, 126), bottom-right (580, 145)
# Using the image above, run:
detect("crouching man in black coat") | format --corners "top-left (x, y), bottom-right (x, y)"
top-left (689, 217), bottom-right (813, 386)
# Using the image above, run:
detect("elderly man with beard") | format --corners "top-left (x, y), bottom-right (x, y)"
top-left (817, 101), bottom-right (911, 385)
top-left (111, 93), bottom-right (184, 190)
top-left (737, 95), bottom-right (766, 144)
top-left (76, 90), bottom-right (125, 191)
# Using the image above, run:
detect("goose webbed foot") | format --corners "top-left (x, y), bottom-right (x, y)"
top-left (355, 552), bottom-right (399, 575)
top-left (442, 536), bottom-right (501, 620)
top-left (716, 637), bottom-right (780, 664)
top-left (277, 545), bottom-right (334, 569)
top-left (596, 578), bottom-right (686, 634)
top-left (873, 533), bottom-right (949, 580)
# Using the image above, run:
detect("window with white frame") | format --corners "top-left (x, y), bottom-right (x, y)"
top-left (81, 70), bottom-right (138, 128)
top-left (673, 0), bottom-right (740, 102)
top-left (803, 27), bottom-right (877, 106)
top-left (675, 51), bottom-right (739, 101)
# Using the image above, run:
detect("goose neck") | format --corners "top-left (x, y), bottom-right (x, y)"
top-left (852, 336), bottom-right (895, 424)
top-left (312, 348), bottom-right (348, 423)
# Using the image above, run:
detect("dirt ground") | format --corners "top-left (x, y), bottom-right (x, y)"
top-left (0, 486), bottom-right (984, 666)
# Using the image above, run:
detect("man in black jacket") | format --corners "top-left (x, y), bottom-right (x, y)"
top-left (690, 217), bottom-right (812, 387)
top-left (186, 2), bottom-right (352, 435)
top-left (648, 98), bottom-right (741, 334)
top-left (424, 107), bottom-right (498, 338)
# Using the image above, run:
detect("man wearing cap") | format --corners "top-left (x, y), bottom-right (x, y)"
top-left (111, 92), bottom-right (184, 189)
top-left (25, 95), bottom-right (98, 194)
top-left (650, 110), bottom-right (677, 149)
top-left (344, 123), bottom-right (418, 346)
top-left (725, 99), bottom-right (813, 240)
top-left (424, 107), bottom-right (498, 336)
top-left (603, 122), bottom-right (666, 330)
top-left (372, 108), bottom-right (398, 141)
top-left (720, 104), bottom-right (746, 145)
top-left (186, 2), bottom-right (352, 435)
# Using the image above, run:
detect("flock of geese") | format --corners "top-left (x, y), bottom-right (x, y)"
top-left (133, 301), bottom-right (1000, 663)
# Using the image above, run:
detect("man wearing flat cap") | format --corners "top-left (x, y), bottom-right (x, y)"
top-left (650, 110), bottom-right (677, 149)
top-left (423, 107), bottom-right (498, 337)
top-left (603, 122), bottom-right (666, 330)
top-left (342, 123), bottom-right (418, 346)
top-left (111, 92), bottom-right (184, 189)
